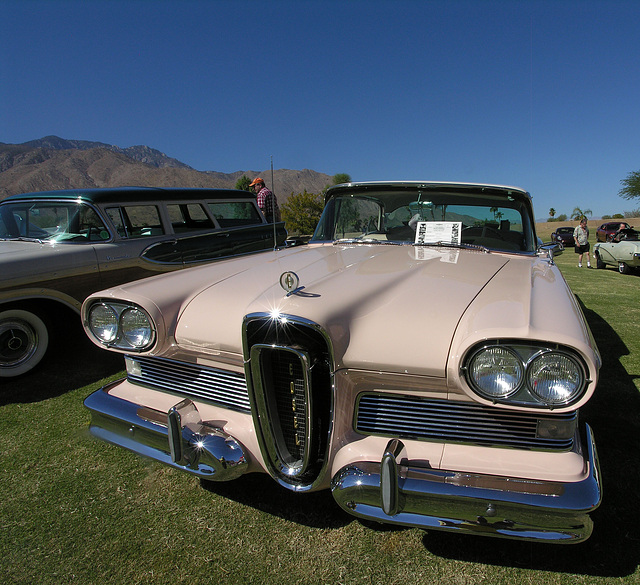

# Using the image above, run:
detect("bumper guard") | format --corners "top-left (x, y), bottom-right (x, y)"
top-left (84, 385), bottom-right (247, 480)
top-left (331, 425), bottom-right (601, 543)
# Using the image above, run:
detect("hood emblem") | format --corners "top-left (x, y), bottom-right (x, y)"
top-left (280, 271), bottom-right (302, 296)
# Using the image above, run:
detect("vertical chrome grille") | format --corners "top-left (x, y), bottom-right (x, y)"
top-left (269, 349), bottom-right (308, 460)
top-left (243, 314), bottom-right (333, 489)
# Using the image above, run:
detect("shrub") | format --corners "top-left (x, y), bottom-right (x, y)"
top-left (281, 190), bottom-right (324, 235)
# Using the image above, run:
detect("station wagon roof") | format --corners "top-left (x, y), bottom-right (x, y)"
top-left (1, 187), bottom-right (255, 205)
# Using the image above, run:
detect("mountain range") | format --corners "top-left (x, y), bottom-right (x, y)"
top-left (0, 136), bottom-right (334, 204)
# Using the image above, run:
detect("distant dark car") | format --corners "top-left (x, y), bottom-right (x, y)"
top-left (0, 187), bottom-right (287, 377)
top-left (596, 221), bottom-right (631, 242)
top-left (551, 226), bottom-right (575, 247)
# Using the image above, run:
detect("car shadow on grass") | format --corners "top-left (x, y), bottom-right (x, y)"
top-left (200, 473), bottom-right (352, 529)
top-left (0, 318), bottom-right (124, 405)
top-left (420, 300), bottom-right (640, 578)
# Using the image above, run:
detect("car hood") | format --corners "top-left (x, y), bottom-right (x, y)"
top-left (172, 244), bottom-right (512, 377)
top-left (0, 239), bottom-right (52, 256)
top-left (0, 239), bottom-right (98, 280)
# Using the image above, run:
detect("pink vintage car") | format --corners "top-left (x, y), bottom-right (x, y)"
top-left (83, 182), bottom-right (602, 543)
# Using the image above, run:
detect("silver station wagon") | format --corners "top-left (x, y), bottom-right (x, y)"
top-left (83, 181), bottom-right (602, 543)
top-left (0, 187), bottom-right (286, 377)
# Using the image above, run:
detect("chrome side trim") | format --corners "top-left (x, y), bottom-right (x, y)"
top-left (84, 384), bottom-right (248, 480)
top-left (331, 424), bottom-right (601, 543)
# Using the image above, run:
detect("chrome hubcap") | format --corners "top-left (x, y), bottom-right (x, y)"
top-left (0, 320), bottom-right (37, 367)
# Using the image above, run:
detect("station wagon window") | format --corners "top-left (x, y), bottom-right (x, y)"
top-left (0, 201), bottom-right (109, 242)
top-left (207, 201), bottom-right (262, 227)
top-left (106, 205), bottom-right (164, 238)
top-left (167, 203), bottom-right (215, 233)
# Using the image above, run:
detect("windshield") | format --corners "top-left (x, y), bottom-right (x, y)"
top-left (0, 201), bottom-right (110, 242)
top-left (312, 188), bottom-right (536, 252)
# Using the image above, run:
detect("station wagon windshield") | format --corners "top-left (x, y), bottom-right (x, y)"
top-left (0, 201), bottom-right (109, 242)
top-left (313, 187), bottom-right (536, 253)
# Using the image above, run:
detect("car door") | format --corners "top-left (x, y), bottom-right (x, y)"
top-left (92, 203), bottom-right (178, 289)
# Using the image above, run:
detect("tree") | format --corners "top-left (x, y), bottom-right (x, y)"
top-left (323, 173), bottom-right (352, 194)
top-left (332, 173), bottom-right (352, 185)
top-left (549, 208), bottom-right (556, 219)
top-left (571, 206), bottom-right (592, 221)
top-left (235, 175), bottom-right (252, 192)
top-left (280, 190), bottom-right (324, 235)
top-left (619, 170), bottom-right (640, 200)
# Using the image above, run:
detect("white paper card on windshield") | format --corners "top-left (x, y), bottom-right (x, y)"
top-left (414, 221), bottom-right (462, 245)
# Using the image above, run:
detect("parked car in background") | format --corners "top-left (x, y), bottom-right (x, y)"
top-left (0, 187), bottom-right (286, 377)
top-left (551, 226), bottom-right (575, 247)
top-left (593, 228), bottom-right (640, 274)
top-left (596, 221), bottom-right (631, 242)
top-left (83, 181), bottom-right (601, 543)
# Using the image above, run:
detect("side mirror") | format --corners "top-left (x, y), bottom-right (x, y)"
top-left (538, 241), bottom-right (563, 263)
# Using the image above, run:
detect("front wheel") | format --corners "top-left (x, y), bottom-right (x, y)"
top-left (618, 262), bottom-right (631, 275)
top-left (0, 309), bottom-right (49, 377)
top-left (595, 253), bottom-right (606, 269)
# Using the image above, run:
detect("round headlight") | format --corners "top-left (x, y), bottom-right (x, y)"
top-left (88, 304), bottom-right (118, 343)
top-left (468, 347), bottom-right (524, 399)
top-left (527, 352), bottom-right (583, 405)
top-left (120, 308), bottom-right (154, 349)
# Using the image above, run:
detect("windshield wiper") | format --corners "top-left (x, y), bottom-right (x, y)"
top-left (0, 236), bottom-right (45, 243)
top-left (333, 238), bottom-right (405, 246)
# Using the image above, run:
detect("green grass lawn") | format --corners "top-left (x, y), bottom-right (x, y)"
top-left (1, 233), bottom-right (639, 585)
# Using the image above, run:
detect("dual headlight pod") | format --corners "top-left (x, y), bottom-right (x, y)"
top-left (464, 342), bottom-right (588, 407)
top-left (87, 301), bottom-right (155, 351)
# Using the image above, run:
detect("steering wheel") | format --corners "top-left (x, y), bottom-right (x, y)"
top-left (480, 226), bottom-right (505, 240)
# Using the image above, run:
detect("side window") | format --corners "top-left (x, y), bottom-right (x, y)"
top-left (207, 202), bottom-right (262, 227)
top-left (167, 203), bottom-right (215, 233)
top-left (77, 206), bottom-right (110, 241)
top-left (106, 207), bottom-right (127, 237)
top-left (107, 205), bottom-right (164, 238)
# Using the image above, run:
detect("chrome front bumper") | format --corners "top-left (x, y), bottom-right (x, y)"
top-left (85, 384), bottom-right (601, 543)
top-left (331, 427), bottom-right (602, 543)
top-left (84, 384), bottom-right (247, 480)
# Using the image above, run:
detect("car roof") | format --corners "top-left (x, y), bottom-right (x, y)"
top-left (326, 180), bottom-right (529, 197)
top-left (1, 187), bottom-right (254, 205)
top-left (324, 181), bottom-right (532, 208)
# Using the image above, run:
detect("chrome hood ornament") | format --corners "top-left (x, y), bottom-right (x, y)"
top-left (279, 271), bottom-right (302, 296)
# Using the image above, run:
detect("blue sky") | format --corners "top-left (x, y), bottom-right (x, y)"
top-left (2, 0), bottom-right (639, 218)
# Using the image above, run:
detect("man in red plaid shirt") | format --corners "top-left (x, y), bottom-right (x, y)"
top-left (249, 177), bottom-right (280, 223)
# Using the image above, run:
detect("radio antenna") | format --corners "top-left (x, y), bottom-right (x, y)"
top-left (271, 156), bottom-right (277, 250)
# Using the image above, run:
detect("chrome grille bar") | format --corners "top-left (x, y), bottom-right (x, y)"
top-left (127, 356), bottom-right (250, 412)
top-left (356, 394), bottom-right (575, 450)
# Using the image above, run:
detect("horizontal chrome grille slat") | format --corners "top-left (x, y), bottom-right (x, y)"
top-left (127, 356), bottom-right (251, 412)
top-left (356, 394), bottom-right (575, 450)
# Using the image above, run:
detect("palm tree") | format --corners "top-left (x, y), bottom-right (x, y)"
top-left (571, 206), bottom-right (592, 221)
top-left (549, 208), bottom-right (556, 218)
